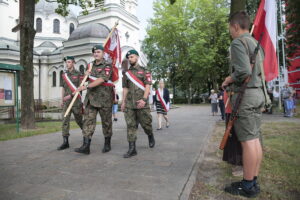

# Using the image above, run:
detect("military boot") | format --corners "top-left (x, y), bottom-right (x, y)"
top-left (74, 137), bottom-right (91, 155)
top-left (102, 137), bottom-right (111, 153)
top-left (57, 136), bottom-right (69, 150)
top-left (148, 134), bottom-right (155, 148)
top-left (123, 141), bottom-right (137, 158)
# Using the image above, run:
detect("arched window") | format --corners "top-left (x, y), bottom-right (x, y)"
top-left (53, 19), bottom-right (60, 33)
top-left (59, 70), bottom-right (63, 87)
top-left (79, 65), bottom-right (85, 74)
top-left (36, 18), bottom-right (42, 33)
top-left (52, 71), bottom-right (56, 87)
top-left (69, 23), bottom-right (75, 35)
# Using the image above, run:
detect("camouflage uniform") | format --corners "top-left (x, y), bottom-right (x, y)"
top-left (62, 69), bottom-right (83, 136)
top-left (82, 59), bottom-right (114, 139)
top-left (123, 63), bottom-right (153, 142)
top-left (229, 33), bottom-right (265, 142)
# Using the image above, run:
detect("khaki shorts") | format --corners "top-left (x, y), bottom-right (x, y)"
top-left (230, 88), bottom-right (265, 142)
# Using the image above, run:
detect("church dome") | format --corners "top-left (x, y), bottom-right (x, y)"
top-left (68, 23), bottom-right (110, 41)
top-left (36, 0), bottom-right (58, 15)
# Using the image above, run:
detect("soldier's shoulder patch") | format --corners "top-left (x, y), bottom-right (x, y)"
top-left (105, 67), bottom-right (111, 76)
top-left (145, 72), bottom-right (151, 76)
top-left (145, 72), bottom-right (152, 82)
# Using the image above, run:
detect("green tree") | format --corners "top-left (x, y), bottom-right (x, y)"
top-left (19, 0), bottom-right (104, 129)
top-left (230, 0), bottom-right (246, 15)
top-left (143, 0), bottom-right (230, 103)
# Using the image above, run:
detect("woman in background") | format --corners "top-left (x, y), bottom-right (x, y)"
top-left (209, 89), bottom-right (218, 116)
top-left (154, 80), bottom-right (170, 130)
top-left (112, 89), bottom-right (119, 122)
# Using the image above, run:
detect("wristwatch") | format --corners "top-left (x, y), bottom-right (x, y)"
top-left (142, 98), bottom-right (147, 102)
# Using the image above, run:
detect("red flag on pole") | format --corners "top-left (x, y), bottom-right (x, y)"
top-left (252, 0), bottom-right (278, 81)
top-left (104, 28), bottom-right (121, 82)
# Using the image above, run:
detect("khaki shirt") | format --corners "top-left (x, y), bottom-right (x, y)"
top-left (62, 69), bottom-right (83, 107)
top-left (123, 64), bottom-right (152, 109)
top-left (84, 59), bottom-right (114, 108)
top-left (230, 33), bottom-right (265, 92)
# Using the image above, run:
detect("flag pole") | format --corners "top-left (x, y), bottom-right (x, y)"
top-left (64, 21), bottom-right (119, 118)
top-left (250, 24), bottom-right (255, 35)
top-left (275, 1), bottom-right (282, 111)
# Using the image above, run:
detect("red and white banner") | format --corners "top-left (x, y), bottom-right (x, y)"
top-left (104, 28), bottom-right (121, 82)
top-left (88, 75), bottom-right (115, 87)
top-left (252, 0), bottom-right (278, 81)
top-left (62, 73), bottom-right (82, 100)
top-left (125, 71), bottom-right (145, 91)
top-left (156, 89), bottom-right (169, 112)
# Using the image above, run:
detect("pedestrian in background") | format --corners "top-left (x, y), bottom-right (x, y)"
top-left (218, 87), bottom-right (225, 120)
top-left (153, 80), bottom-right (170, 130)
top-left (281, 84), bottom-right (293, 117)
top-left (112, 91), bottom-right (119, 121)
top-left (292, 88), bottom-right (297, 116)
top-left (209, 89), bottom-right (218, 116)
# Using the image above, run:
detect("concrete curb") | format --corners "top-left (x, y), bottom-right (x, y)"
top-left (178, 122), bottom-right (216, 200)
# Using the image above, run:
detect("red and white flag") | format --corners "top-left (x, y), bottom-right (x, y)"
top-left (252, 0), bottom-right (278, 81)
top-left (104, 28), bottom-right (121, 82)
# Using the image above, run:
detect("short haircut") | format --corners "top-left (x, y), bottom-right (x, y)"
top-left (229, 11), bottom-right (250, 30)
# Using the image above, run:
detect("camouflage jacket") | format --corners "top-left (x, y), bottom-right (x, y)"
top-left (62, 69), bottom-right (83, 107)
top-left (84, 59), bottom-right (114, 108)
top-left (123, 64), bottom-right (152, 109)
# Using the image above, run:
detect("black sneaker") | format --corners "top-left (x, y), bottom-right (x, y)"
top-left (225, 181), bottom-right (259, 198)
top-left (231, 180), bottom-right (261, 193)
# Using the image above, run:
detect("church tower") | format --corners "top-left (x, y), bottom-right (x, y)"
top-left (77, 0), bottom-right (140, 54)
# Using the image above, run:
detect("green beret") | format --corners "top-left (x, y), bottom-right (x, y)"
top-left (64, 56), bottom-right (75, 62)
top-left (126, 49), bottom-right (139, 58)
top-left (92, 44), bottom-right (104, 53)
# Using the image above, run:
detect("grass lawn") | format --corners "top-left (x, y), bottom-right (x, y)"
top-left (0, 121), bottom-right (88, 141)
top-left (189, 121), bottom-right (300, 200)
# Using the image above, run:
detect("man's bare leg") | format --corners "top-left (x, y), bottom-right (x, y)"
top-left (241, 139), bottom-right (258, 180)
top-left (255, 139), bottom-right (263, 176)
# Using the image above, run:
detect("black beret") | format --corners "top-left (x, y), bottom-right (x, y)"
top-left (64, 56), bottom-right (75, 62)
top-left (92, 44), bottom-right (104, 53)
top-left (126, 49), bottom-right (139, 58)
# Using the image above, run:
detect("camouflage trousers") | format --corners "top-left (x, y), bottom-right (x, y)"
top-left (82, 102), bottom-right (113, 138)
top-left (124, 108), bottom-right (153, 142)
top-left (62, 105), bottom-right (83, 137)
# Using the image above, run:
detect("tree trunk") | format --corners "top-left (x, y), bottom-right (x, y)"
top-left (230, 0), bottom-right (246, 15)
top-left (20, 0), bottom-right (36, 129)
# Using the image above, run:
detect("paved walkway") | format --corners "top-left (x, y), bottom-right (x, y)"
top-left (0, 106), bottom-right (217, 200)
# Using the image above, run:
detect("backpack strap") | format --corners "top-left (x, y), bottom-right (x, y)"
top-left (239, 37), bottom-right (272, 106)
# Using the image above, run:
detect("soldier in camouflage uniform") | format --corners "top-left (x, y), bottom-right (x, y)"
top-left (57, 56), bottom-right (83, 150)
top-left (222, 11), bottom-right (266, 198)
top-left (121, 49), bottom-right (155, 158)
top-left (74, 45), bottom-right (114, 155)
